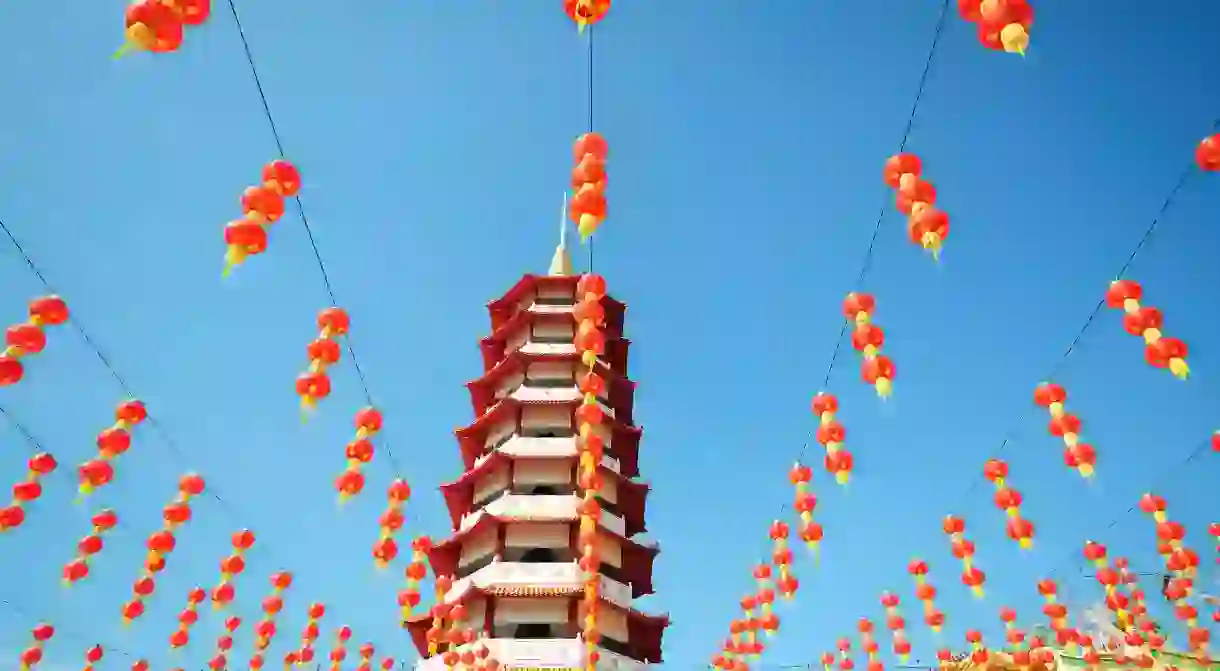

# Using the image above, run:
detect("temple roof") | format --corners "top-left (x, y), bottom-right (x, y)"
top-left (487, 274), bottom-right (626, 332)
top-left (465, 348), bottom-right (636, 423)
top-left (478, 309), bottom-right (630, 374)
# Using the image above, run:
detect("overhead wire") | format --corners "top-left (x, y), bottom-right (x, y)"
top-left (0, 597), bottom-right (140, 663)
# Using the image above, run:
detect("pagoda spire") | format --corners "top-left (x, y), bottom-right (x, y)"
top-left (549, 192), bottom-right (573, 276)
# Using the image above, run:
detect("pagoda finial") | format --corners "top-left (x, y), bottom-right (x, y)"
top-left (549, 191), bottom-right (573, 276)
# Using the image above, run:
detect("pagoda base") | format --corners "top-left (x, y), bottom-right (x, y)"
top-left (414, 638), bottom-right (650, 671)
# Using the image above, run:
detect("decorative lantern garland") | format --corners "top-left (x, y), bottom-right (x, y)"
top-left (355, 643), bottom-right (376, 671)
top-left (836, 637), bottom-right (854, 670)
top-left (1035, 579), bottom-right (1073, 647)
top-left (63, 508), bottom-right (119, 584)
top-left (426, 576), bottom-right (453, 656)
top-left (843, 292), bottom-right (895, 398)
top-left (121, 474), bottom-right (206, 624)
top-left (328, 625), bottom-right (352, 671)
top-left (80, 400), bottom-right (148, 497)
top-left (956, 0), bottom-right (1035, 56)
top-left (1033, 382), bottom-right (1097, 478)
top-left (879, 592), bottom-right (911, 663)
top-left (570, 135), bottom-right (609, 241)
top-left (1082, 542), bottom-right (1130, 633)
top-left (1, 295), bottom-right (70, 387)
top-left (297, 307), bottom-right (350, 417)
top-left (211, 529), bottom-right (256, 610)
top-left (399, 536), bottom-right (432, 619)
top-left (788, 463), bottom-right (823, 555)
top-left (1137, 494), bottom-right (1211, 661)
top-left (251, 571), bottom-right (293, 670)
top-left (337, 406), bottom-right (384, 502)
top-left (294, 602), bottom-right (326, 668)
top-left (118, 0), bottom-right (210, 56)
top-left (906, 560), bottom-right (944, 633)
top-left (169, 587), bottom-right (207, 649)
top-left (812, 393), bottom-right (853, 486)
top-left (0, 452), bottom-right (58, 532)
top-left (374, 478), bottom-right (411, 569)
top-left (964, 629), bottom-right (988, 666)
top-left (942, 515), bottom-right (985, 597)
top-left (207, 616), bottom-right (241, 671)
top-left (883, 153), bottom-right (950, 259)
top-left (19, 623), bottom-right (54, 671)
top-left (82, 644), bottom-right (104, 671)
top-left (223, 159), bottom-right (300, 275)
top-left (997, 607), bottom-right (1028, 665)
top-left (856, 618), bottom-right (881, 671)
top-left (1104, 280), bottom-right (1190, 379)
top-left (982, 458), bottom-right (1035, 549)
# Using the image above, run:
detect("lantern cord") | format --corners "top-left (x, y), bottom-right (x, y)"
top-left (0, 596), bottom-right (139, 661)
top-left (224, 0), bottom-right (406, 478)
top-left (587, 25), bottom-right (596, 274)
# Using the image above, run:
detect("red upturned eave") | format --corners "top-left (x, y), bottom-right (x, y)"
top-left (426, 514), bottom-right (658, 597)
top-left (486, 275), bottom-right (626, 334)
top-left (404, 584), bottom-right (668, 663)
top-left (453, 397), bottom-right (642, 477)
top-left (478, 310), bottom-right (631, 375)
top-left (465, 349), bottom-right (637, 423)
top-left (437, 450), bottom-right (650, 534)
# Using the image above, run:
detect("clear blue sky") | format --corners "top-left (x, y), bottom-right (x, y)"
top-left (2, 0), bottom-right (1219, 669)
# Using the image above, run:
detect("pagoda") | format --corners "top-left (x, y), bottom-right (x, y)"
top-left (404, 234), bottom-right (669, 669)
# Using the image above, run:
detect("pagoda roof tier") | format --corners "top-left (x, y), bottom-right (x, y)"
top-left (454, 398), bottom-right (642, 477)
top-left (487, 274), bottom-right (626, 334)
top-left (404, 585), bottom-right (667, 664)
top-left (479, 310), bottom-right (630, 375)
top-left (426, 513), bottom-right (658, 597)
top-left (439, 450), bottom-right (648, 535)
top-left (466, 349), bottom-right (636, 423)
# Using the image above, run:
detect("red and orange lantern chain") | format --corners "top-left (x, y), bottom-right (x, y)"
top-left (998, 607), bottom-right (1029, 665)
top-left (426, 575), bottom-right (453, 656)
top-left (570, 135), bottom-right (609, 241)
top-left (982, 458), bottom-right (1035, 549)
top-left (812, 393), bottom-right (853, 486)
top-left (787, 463), bottom-right (823, 555)
top-left (18, 623), bottom-right (54, 671)
top-left (0, 452), bottom-right (57, 532)
top-left (83, 644), bottom-right (104, 671)
top-left (856, 618), bottom-right (880, 671)
top-left (942, 515), bottom-right (985, 597)
top-left (1115, 557), bottom-right (1166, 656)
top-left (132, 660), bottom-right (150, 671)
top-left (844, 292), bottom-right (895, 398)
top-left (769, 521), bottom-right (800, 601)
top-left (1036, 579), bottom-right (1073, 645)
top-left (1082, 542), bottom-right (1131, 634)
top-left (297, 307), bottom-right (350, 416)
top-left (820, 651), bottom-right (835, 671)
top-left (572, 272), bottom-right (609, 671)
top-left (80, 400), bottom-right (148, 497)
top-left (210, 529), bottom-right (256, 610)
top-left (207, 616), bottom-right (241, 671)
top-left (883, 153), bottom-right (950, 259)
top-left (399, 536), bottom-right (433, 618)
top-left (336, 406), bottom-right (384, 501)
top-left (122, 473), bottom-right (206, 624)
top-left (374, 478), bottom-right (411, 568)
top-left (1, 295), bottom-right (69, 386)
top-left (1104, 280), bottom-right (1190, 379)
top-left (327, 625), bottom-right (352, 671)
top-left (120, 0), bottom-right (209, 56)
top-left (563, 0), bottom-right (610, 32)
top-left (1033, 383), bottom-right (1097, 478)
top-left (836, 637), bottom-right (854, 670)
top-left (879, 592), bottom-right (911, 663)
top-left (294, 602), bottom-right (327, 667)
top-left (355, 643), bottom-right (376, 671)
top-left (169, 587), bottom-right (207, 649)
top-left (906, 560), bottom-right (945, 633)
top-left (1138, 494), bottom-right (1211, 661)
top-left (223, 159), bottom-right (300, 275)
top-left (964, 630), bottom-right (988, 666)
top-left (63, 508), bottom-right (119, 584)
top-left (956, 0), bottom-right (1034, 56)
top-left (252, 571), bottom-right (294, 669)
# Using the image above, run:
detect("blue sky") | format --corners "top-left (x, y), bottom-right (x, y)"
top-left (2, 0), bottom-right (1220, 669)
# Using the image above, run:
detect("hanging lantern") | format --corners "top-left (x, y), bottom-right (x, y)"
top-left (82, 644), bottom-right (104, 671)
top-left (169, 586), bottom-right (207, 650)
top-left (1082, 541), bottom-right (1131, 633)
top-left (380, 658), bottom-right (396, 671)
top-left (1033, 382), bottom-right (1097, 478)
top-left (1196, 133), bottom-right (1220, 171)
top-left (958, 0), bottom-right (1034, 55)
top-left (1036, 579), bottom-right (1071, 637)
top-left (63, 508), bottom-right (119, 584)
top-left (2, 295), bottom-right (70, 387)
top-left (821, 652), bottom-right (835, 671)
top-left (843, 292), bottom-right (895, 398)
top-left (207, 615), bottom-right (241, 671)
top-left (837, 636), bottom-right (855, 671)
top-left (211, 529), bottom-right (256, 610)
top-left (118, 0), bottom-right (184, 56)
top-left (296, 307), bottom-right (349, 417)
top-left (326, 625), bottom-right (352, 671)
top-left (1104, 280), bottom-right (1190, 379)
top-left (1113, 557), bottom-right (1164, 657)
top-left (965, 630), bottom-right (989, 666)
top-left (79, 400), bottom-right (148, 497)
top-left (788, 462), bottom-right (823, 555)
top-left (982, 458), bottom-right (1035, 548)
top-left (251, 570), bottom-right (292, 664)
top-left (399, 536), bottom-right (432, 620)
top-left (122, 474), bottom-right (206, 624)
top-left (943, 515), bottom-right (985, 598)
top-left (19, 624), bottom-right (55, 671)
top-left (769, 521), bottom-right (800, 599)
top-left (338, 406), bottom-right (384, 502)
top-left (0, 452), bottom-right (58, 533)
top-left (907, 560), bottom-right (945, 633)
top-left (1136, 495), bottom-right (1210, 661)
top-left (811, 393), bottom-right (853, 485)
top-left (373, 478), bottom-right (410, 568)
top-left (998, 607), bottom-right (1030, 665)
top-left (223, 159), bottom-right (299, 275)
top-left (295, 602), bottom-right (327, 667)
top-left (354, 643), bottom-right (375, 671)
top-left (880, 592), bottom-right (912, 663)
top-left (856, 618), bottom-right (881, 671)
top-left (570, 135), bottom-right (609, 241)
top-left (563, 0), bottom-right (611, 31)
top-left (883, 153), bottom-right (949, 259)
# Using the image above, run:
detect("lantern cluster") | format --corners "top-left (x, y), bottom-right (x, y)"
top-left (1082, 542), bottom-right (1131, 630)
top-left (327, 625), bottom-right (352, 671)
top-left (855, 618), bottom-right (881, 671)
top-left (982, 458), bottom-right (1035, 548)
top-left (879, 592), bottom-right (911, 662)
top-left (957, 0), bottom-right (1034, 55)
top-left (169, 587), bottom-right (207, 649)
top-left (907, 560), bottom-right (945, 633)
top-left (18, 624), bottom-right (54, 671)
top-left (563, 0), bottom-right (611, 30)
top-left (0, 452), bottom-right (58, 532)
top-left (787, 463), bottom-right (823, 554)
top-left (836, 637), bottom-right (854, 670)
top-left (222, 159), bottom-right (300, 275)
top-left (964, 630), bottom-right (988, 666)
top-left (997, 607), bottom-right (1028, 664)
top-left (63, 508), bottom-right (119, 584)
top-left (373, 478), bottom-right (411, 568)
top-left (207, 616), bottom-right (241, 671)
top-left (1035, 579), bottom-right (1072, 644)
top-left (1, 295), bottom-right (69, 386)
top-left (80, 400), bottom-right (148, 496)
top-left (1137, 494), bottom-right (1211, 660)
top-left (121, 473), bottom-right (206, 623)
top-left (212, 529), bottom-right (256, 609)
top-left (570, 134), bottom-right (609, 241)
top-left (1196, 133), bottom-right (1220, 171)
top-left (883, 153), bottom-right (950, 259)
top-left (251, 571), bottom-right (293, 669)
top-left (942, 515), bottom-right (985, 597)
top-left (1113, 557), bottom-right (1165, 655)
top-left (1104, 280), bottom-right (1190, 379)
top-left (426, 575), bottom-right (453, 656)
top-left (770, 521), bottom-right (799, 600)
top-left (337, 406), bottom-right (384, 501)
top-left (399, 536), bottom-right (433, 619)
top-left (297, 307), bottom-right (350, 415)
top-left (355, 643), bottom-right (376, 671)
top-left (438, 617), bottom-right (483, 671)
top-left (843, 293), bottom-right (895, 398)
top-left (294, 602), bottom-right (327, 666)
top-left (1033, 382), bottom-right (1097, 478)
top-left (82, 644), bottom-right (104, 671)
top-left (812, 393), bottom-right (853, 485)
top-left (121, 0), bottom-right (209, 56)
